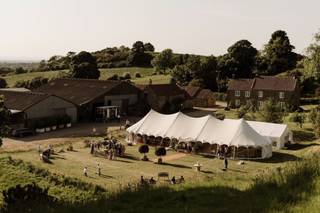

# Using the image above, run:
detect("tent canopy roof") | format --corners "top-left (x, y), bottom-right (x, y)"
top-left (127, 110), bottom-right (272, 147)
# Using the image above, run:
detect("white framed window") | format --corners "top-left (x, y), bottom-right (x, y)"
top-left (258, 91), bottom-right (263, 98)
top-left (245, 91), bottom-right (250, 98)
top-left (280, 102), bottom-right (285, 108)
top-left (235, 99), bottom-right (241, 107)
top-left (258, 101), bottom-right (263, 108)
top-left (279, 92), bottom-right (285, 99)
top-left (235, 90), bottom-right (240, 97)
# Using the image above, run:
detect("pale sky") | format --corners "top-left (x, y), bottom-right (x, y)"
top-left (0, 0), bottom-right (319, 61)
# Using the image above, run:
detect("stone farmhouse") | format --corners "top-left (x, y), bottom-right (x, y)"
top-left (227, 76), bottom-right (300, 109)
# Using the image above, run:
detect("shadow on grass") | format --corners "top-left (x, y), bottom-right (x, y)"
top-left (286, 143), bottom-right (319, 151)
top-left (122, 154), bottom-right (140, 161)
top-left (161, 162), bottom-right (192, 169)
top-left (115, 159), bottom-right (133, 163)
top-left (292, 130), bottom-right (316, 142)
top-left (253, 152), bottom-right (300, 163)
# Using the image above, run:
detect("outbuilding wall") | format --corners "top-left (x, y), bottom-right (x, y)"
top-left (25, 96), bottom-right (77, 122)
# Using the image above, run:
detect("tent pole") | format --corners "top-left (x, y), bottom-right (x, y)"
top-left (233, 146), bottom-right (236, 159)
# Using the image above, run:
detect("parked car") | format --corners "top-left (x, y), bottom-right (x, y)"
top-left (11, 128), bottom-right (35, 137)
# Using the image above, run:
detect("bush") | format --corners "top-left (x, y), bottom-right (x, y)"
top-left (213, 92), bottom-right (227, 101)
top-left (0, 78), bottom-right (7, 88)
top-left (155, 147), bottom-right (166, 163)
top-left (108, 74), bottom-right (119, 80)
top-left (134, 72), bottom-right (142, 78)
top-left (122, 72), bottom-right (131, 79)
top-left (2, 183), bottom-right (55, 211)
top-left (139, 144), bottom-right (149, 161)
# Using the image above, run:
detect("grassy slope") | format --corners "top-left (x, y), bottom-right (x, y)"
top-left (0, 108), bottom-right (319, 212)
top-left (3, 67), bottom-right (171, 87)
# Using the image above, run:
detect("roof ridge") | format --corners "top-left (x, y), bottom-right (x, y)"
top-left (0, 90), bottom-right (49, 96)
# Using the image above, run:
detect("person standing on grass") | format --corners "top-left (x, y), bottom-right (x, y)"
top-left (224, 157), bottom-right (228, 170)
top-left (83, 166), bottom-right (88, 177)
top-left (97, 163), bottom-right (101, 176)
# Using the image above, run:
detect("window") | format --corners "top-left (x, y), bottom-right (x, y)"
top-left (235, 99), bottom-right (241, 107)
top-left (280, 102), bottom-right (285, 109)
top-left (235, 90), bottom-right (240, 97)
top-left (245, 91), bottom-right (250, 98)
top-left (279, 92), bottom-right (285, 99)
top-left (258, 91), bottom-right (263, 98)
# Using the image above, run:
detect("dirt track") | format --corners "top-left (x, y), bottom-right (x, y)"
top-left (1, 122), bottom-right (122, 152)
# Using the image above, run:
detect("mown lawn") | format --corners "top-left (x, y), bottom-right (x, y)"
top-left (3, 67), bottom-right (171, 87)
top-left (0, 107), bottom-right (319, 212)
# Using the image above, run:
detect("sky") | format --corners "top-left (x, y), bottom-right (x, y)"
top-left (0, 0), bottom-right (319, 61)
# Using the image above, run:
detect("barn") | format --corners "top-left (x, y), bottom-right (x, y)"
top-left (35, 78), bottom-right (142, 121)
top-left (0, 90), bottom-right (77, 129)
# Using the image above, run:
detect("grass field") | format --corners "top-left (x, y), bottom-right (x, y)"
top-left (0, 108), bottom-right (319, 212)
top-left (3, 67), bottom-right (171, 87)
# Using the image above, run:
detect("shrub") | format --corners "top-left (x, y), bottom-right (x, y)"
top-left (155, 147), bottom-right (166, 164)
top-left (107, 74), bottom-right (119, 80)
top-left (2, 183), bottom-right (55, 211)
top-left (134, 72), bottom-right (142, 78)
top-left (0, 78), bottom-right (7, 88)
top-left (122, 72), bottom-right (131, 79)
top-left (290, 112), bottom-right (306, 128)
top-left (138, 144), bottom-right (149, 161)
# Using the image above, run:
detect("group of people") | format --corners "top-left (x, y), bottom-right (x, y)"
top-left (90, 137), bottom-right (125, 160)
top-left (140, 175), bottom-right (185, 185)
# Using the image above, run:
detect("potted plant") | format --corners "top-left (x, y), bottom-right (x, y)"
top-left (36, 120), bottom-right (45, 133)
top-left (155, 147), bottom-right (166, 164)
top-left (44, 118), bottom-right (51, 132)
top-left (138, 144), bottom-right (149, 161)
top-left (57, 115), bottom-right (65, 129)
top-left (50, 116), bottom-right (57, 131)
top-left (65, 115), bottom-right (72, 128)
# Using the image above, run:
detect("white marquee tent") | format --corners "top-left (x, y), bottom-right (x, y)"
top-left (246, 120), bottom-right (293, 149)
top-left (127, 110), bottom-right (273, 159)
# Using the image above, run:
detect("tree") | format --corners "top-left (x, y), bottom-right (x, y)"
top-left (309, 107), bottom-right (320, 138)
top-left (217, 40), bottom-right (257, 79)
top-left (144, 42), bottom-right (155, 52)
top-left (259, 98), bottom-right (286, 123)
top-left (290, 112), bottom-right (306, 128)
top-left (0, 96), bottom-right (10, 147)
top-left (155, 146), bottom-right (166, 164)
top-left (15, 67), bottom-right (26, 74)
top-left (171, 55), bottom-right (218, 90)
top-left (0, 78), bottom-right (7, 88)
top-left (69, 51), bottom-right (100, 79)
top-left (228, 40), bottom-right (257, 78)
top-left (304, 31), bottom-right (320, 80)
top-left (151, 49), bottom-right (175, 73)
top-left (132, 41), bottom-right (145, 53)
top-left (138, 144), bottom-right (149, 161)
top-left (127, 41), bottom-right (153, 67)
top-left (258, 30), bottom-right (300, 75)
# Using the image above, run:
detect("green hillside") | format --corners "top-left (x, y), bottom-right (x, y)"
top-left (3, 67), bottom-right (171, 87)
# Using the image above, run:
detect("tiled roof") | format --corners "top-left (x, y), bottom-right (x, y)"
top-left (196, 89), bottom-right (213, 99)
top-left (35, 78), bottom-right (126, 106)
top-left (253, 76), bottom-right (297, 91)
top-left (0, 90), bottom-right (50, 111)
top-left (183, 86), bottom-right (202, 98)
top-left (228, 79), bottom-right (254, 91)
top-left (228, 76), bottom-right (297, 91)
top-left (146, 84), bottom-right (185, 97)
